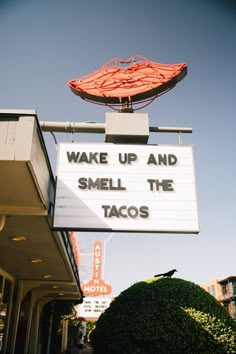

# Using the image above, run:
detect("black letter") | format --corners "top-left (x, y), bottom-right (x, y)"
top-left (147, 179), bottom-right (155, 191)
top-left (78, 177), bottom-right (87, 189)
top-left (102, 205), bottom-right (110, 217)
top-left (89, 152), bottom-right (99, 163)
top-left (109, 205), bottom-right (120, 217)
top-left (88, 178), bottom-right (100, 189)
top-left (127, 206), bottom-right (139, 218)
top-left (79, 152), bottom-right (89, 163)
top-left (119, 206), bottom-right (128, 218)
top-left (128, 153), bottom-right (137, 164)
top-left (67, 151), bottom-right (79, 163)
top-left (100, 153), bottom-right (108, 164)
top-left (119, 153), bottom-right (128, 164)
top-left (100, 178), bottom-right (109, 190)
top-left (147, 154), bottom-right (157, 165)
top-left (163, 179), bottom-right (174, 191)
top-left (158, 154), bottom-right (167, 165)
top-left (168, 154), bottom-right (177, 165)
top-left (140, 206), bottom-right (149, 218)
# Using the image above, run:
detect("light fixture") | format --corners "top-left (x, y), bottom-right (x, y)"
top-left (59, 293), bottom-right (64, 296)
top-left (29, 259), bottom-right (42, 263)
top-left (9, 236), bottom-right (27, 241)
top-left (52, 285), bottom-right (59, 289)
top-left (42, 274), bottom-right (53, 279)
top-left (0, 216), bottom-right (6, 232)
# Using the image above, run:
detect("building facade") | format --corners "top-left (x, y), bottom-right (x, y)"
top-left (202, 276), bottom-right (236, 320)
top-left (0, 110), bottom-right (83, 353)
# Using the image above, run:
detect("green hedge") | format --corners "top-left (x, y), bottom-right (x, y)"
top-left (90, 278), bottom-right (236, 353)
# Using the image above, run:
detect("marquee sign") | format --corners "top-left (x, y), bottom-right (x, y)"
top-left (77, 297), bottom-right (113, 320)
top-left (53, 143), bottom-right (199, 233)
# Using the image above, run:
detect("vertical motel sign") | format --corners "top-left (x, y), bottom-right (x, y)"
top-left (82, 241), bottom-right (112, 296)
top-left (53, 143), bottom-right (199, 233)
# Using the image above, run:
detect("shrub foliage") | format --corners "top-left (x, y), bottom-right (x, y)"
top-left (90, 278), bottom-right (236, 353)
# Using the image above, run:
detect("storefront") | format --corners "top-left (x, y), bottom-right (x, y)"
top-left (0, 110), bottom-right (83, 353)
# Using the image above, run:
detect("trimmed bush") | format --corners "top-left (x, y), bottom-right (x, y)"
top-left (90, 278), bottom-right (236, 353)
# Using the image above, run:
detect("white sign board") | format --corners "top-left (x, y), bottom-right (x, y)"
top-left (53, 143), bottom-right (199, 233)
top-left (77, 297), bottom-right (113, 319)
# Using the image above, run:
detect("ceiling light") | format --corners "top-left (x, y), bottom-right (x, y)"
top-left (52, 285), bottom-right (59, 289)
top-left (29, 259), bottom-right (42, 263)
top-left (9, 236), bottom-right (27, 241)
top-left (59, 293), bottom-right (64, 296)
top-left (0, 216), bottom-right (6, 232)
top-left (42, 274), bottom-right (53, 279)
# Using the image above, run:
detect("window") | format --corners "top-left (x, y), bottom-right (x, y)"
top-left (221, 283), bottom-right (227, 295)
top-left (208, 285), bottom-right (216, 297)
top-left (232, 300), bottom-right (236, 320)
top-left (223, 302), bottom-right (229, 311)
top-left (231, 280), bottom-right (236, 295)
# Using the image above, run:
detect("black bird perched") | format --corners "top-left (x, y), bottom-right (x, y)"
top-left (154, 269), bottom-right (178, 278)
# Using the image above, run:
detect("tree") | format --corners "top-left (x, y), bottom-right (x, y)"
top-left (90, 278), bottom-right (236, 353)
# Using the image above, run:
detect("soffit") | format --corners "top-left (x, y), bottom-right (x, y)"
top-left (0, 112), bottom-right (82, 302)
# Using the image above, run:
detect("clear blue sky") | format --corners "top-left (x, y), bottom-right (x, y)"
top-left (1, 0), bottom-right (236, 296)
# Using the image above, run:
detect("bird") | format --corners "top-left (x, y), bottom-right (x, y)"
top-left (154, 269), bottom-right (178, 278)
